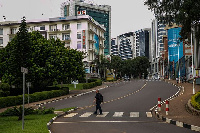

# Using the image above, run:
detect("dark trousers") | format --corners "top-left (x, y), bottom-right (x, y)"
top-left (95, 103), bottom-right (102, 114)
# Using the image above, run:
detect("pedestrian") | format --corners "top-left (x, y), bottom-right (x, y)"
top-left (93, 90), bottom-right (103, 115)
top-left (176, 77), bottom-right (179, 83)
top-left (181, 76), bottom-right (184, 83)
top-left (184, 76), bottom-right (187, 83)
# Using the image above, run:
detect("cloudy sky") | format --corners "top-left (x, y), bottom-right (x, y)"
top-left (0, 0), bottom-right (155, 37)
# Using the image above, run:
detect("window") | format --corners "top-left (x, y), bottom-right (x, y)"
top-left (0, 37), bottom-right (3, 44)
top-left (40, 25), bottom-right (45, 31)
top-left (49, 34), bottom-right (57, 39)
top-left (50, 25), bottom-right (57, 31)
top-left (62, 34), bottom-right (70, 40)
top-left (11, 28), bottom-right (17, 34)
top-left (77, 32), bottom-right (81, 39)
top-left (63, 24), bottom-right (70, 30)
top-left (77, 41), bottom-right (82, 49)
top-left (77, 23), bottom-right (81, 30)
top-left (0, 28), bottom-right (3, 35)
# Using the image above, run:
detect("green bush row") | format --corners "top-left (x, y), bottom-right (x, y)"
top-left (83, 79), bottom-right (102, 89)
top-left (0, 87), bottom-right (69, 109)
top-left (0, 106), bottom-right (54, 117)
top-left (191, 92), bottom-right (200, 110)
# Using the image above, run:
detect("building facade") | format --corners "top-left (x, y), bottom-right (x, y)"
top-left (117, 32), bottom-right (134, 60)
top-left (111, 38), bottom-right (118, 56)
top-left (150, 19), bottom-right (167, 79)
top-left (135, 29), bottom-right (150, 58)
top-left (60, 0), bottom-right (111, 55)
top-left (0, 15), bottom-right (106, 73)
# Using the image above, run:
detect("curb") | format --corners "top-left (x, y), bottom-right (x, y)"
top-left (47, 107), bottom-right (78, 133)
top-left (150, 81), bottom-right (200, 132)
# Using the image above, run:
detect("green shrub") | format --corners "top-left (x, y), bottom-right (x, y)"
top-left (0, 106), bottom-right (54, 119)
top-left (82, 80), bottom-right (102, 89)
top-left (0, 88), bottom-right (69, 109)
top-left (0, 83), bottom-right (10, 96)
top-left (191, 92), bottom-right (200, 110)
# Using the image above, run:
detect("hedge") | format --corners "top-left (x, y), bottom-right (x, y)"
top-left (191, 92), bottom-right (200, 110)
top-left (0, 87), bottom-right (69, 109)
top-left (83, 79), bottom-right (102, 89)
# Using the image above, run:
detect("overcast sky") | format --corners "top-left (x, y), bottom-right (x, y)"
top-left (0, 0), bottom-right (155, 37)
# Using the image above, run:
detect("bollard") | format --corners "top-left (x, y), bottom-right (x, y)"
top-left (158, 98), bottom-right (161, 111)
top-left (166, 100), bottom-right (169, 115)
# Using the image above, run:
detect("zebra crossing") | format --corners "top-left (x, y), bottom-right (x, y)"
top-left (64, 112), bottom-right (153, 118)
top-left (140, 79), bottom-right (162, 82)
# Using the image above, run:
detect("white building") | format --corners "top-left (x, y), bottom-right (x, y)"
top-left (0, 15), bottom-right (106, 72)
top-left (60, 0), bottom-right (111, 55)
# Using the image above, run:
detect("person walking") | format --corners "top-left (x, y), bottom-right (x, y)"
top-left (93, 90), bottom-right (103, 115)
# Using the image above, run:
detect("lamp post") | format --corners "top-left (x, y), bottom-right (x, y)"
top-left (178, 42), bottom-right (181, 83)
top-left (168, 49), bottom-right (171, 80)
top-left (191, 28), bottom-right (195, 94)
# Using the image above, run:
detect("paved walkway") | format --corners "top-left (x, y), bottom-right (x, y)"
top-left (160, 79), bottom-right (200, 127)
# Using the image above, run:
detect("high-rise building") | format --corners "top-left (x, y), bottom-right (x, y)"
top-left (117, 32), bottom-right (134, 60)
top-left (135, 29), bottom-right (150, 58)
top-left (60, 0), bottom-right (111, 55)
top-left (111, 38), bottom-right (118, 56)
top-left (150, 19), bottom-right (167, 78)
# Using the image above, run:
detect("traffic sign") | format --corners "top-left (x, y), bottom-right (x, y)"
top-left (21, 67), bottom-right (28, 74)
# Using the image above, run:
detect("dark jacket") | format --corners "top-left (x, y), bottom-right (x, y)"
top-left (95, 93), bottom-right (102, 104)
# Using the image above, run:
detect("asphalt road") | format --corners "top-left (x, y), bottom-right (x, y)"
top-left (44, 80), bottom-right (196, 133)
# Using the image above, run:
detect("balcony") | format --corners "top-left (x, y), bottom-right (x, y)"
top-left (62, 37), bottom-right (71, 43)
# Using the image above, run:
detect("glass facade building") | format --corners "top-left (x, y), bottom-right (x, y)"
top-left (61, 0), bottom-right (111, 55)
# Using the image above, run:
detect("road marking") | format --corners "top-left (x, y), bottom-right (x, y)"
top-left (113, 112), bottom-right (124, 117)
top-left (146, 112), bottom-right (153, 117)
top-left (79, 112), bottom-right (93, 117)
top-left (130, 112), bottom-right (139, 117)
top-left (64, 113), bottom-right (78, 118)
top-left (96, 112), bottom-right (109, 117)
top-left (53, 121), bottom-right (163, 124)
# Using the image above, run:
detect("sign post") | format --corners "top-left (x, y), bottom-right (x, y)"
top-left (26, 82), bottom-right (31, 107)
top-left (21, 67), bottom-right (28, 130)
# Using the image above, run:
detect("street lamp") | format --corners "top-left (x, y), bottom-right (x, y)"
top-left (191, 28), bottom-right (195, 94)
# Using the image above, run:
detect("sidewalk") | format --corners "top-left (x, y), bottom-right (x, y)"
top-left (159, 79), bottom-right (200, 127)
top-left (0, 81), bottom-right (117, 113)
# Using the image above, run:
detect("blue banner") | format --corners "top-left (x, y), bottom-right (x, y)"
top-left (168, 27), bottom-right (184, 63)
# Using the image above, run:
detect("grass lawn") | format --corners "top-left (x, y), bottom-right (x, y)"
top-left (57, 83), bottom-right (84, 91)
top-left (0, 114), bottom-right (56, 133)
top-left (0, 107), bottom-right (75, 133)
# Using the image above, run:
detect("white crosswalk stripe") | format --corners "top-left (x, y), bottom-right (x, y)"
top-left (113, 112), bottom-right (124, 117)
top-left (146, 112), bottom-right (153, 117)
top-left (64, 113), bottom-right (78, 118)
top-left (79, 112), bottom-right (93, 117)
top-left (130, 112), bottom-right (139, 117)
top-left (96, 112), bottom-right (109, 117)
top-left (63, 112), bottom-right (152, 118)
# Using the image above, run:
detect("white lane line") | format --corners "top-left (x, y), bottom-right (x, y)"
top-left (64, 113), bottom-right (78, 118)
top-left (130, 112), bottom-right (139, 117)
top-left (79, 112), bottom-right (93, 117)
top-left (96, 112), bottom-right (109, 117)
top-left (146, 112), bottom-right (153, 117)
top-left (53, 121), bottom-right (164, 123)
top-left (113, 112), bottom-right (124, 117)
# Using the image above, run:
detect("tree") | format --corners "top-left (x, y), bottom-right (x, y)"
top-left (0, 17), bottom-right (85, 90)
top-left (95, 55), bottom-right (110, 79)
top-left (144, 0), bottom-right (200, 40)
top-left (110, 55), bottom-right (122, 79)
top-left (1, 17), bottom-right (31, 87)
